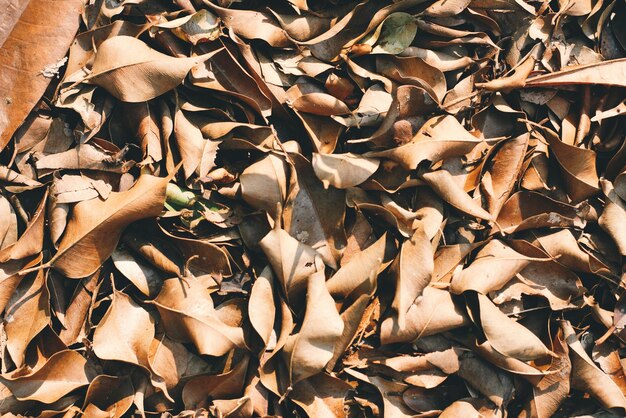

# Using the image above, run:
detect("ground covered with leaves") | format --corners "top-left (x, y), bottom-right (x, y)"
top-left (1, 0), bottom-right (626, 416)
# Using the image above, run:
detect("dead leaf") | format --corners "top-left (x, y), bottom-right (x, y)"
top-left (282, 263), bottom-right (343, 386)
top-left (152, 277), bottom-right (246, 357)
top-left (381, 287), bottom-right (471, 344)
top-left (562, 320), bottom-right (626, 410)
top-left (0, 0), bottom-right (84, 151)
top-left (86, 36), bottom-right (213, 102)
top-left (4, 268), bottom-right (49, 368)
top-left (366, 115), bottom-right (490, 170)
top-left (283, 153), bottom-right (347, 269)
top-left (0, 350), bottom-right (96, 403)
top-left (49, 174), bottom-right (169, 278)
top-left (93, 292), bottom-right (154, 370)
top-left (390, 226), bottom-right (434, 327)
top-left (312, 153), bottom-right (379, 189)
top-left (470, 293), bottom-right (555, 361)
top-left (290, 373), bottom-right (352, 418)
top-left (526, 58), bottom-right (626, 87)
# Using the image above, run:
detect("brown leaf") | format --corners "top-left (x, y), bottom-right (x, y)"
top-left (86, 36), bottom-right (212, 102)
top-left (0, 195), bottom-right (17, 251)
top-left (111, 247), bottom-right (164, 297)
top-left (154, 9), bottom-right (220, 45)
top-left (206, 2), bottom-right (291, 48)
top-left (598, 179), bottom-right (626, 255)
top-left (471, 293), bottom-right (555, 361)
top-left (291, 92), bottom-right (351, 116)
top-left (592, 341), bottom-right (626, 395)
top-left (283, 153), bottom-right (347, 269)
top-left (366, 115), bottom-right (490, 170)
top-left (4, 268), bottom-right (49, 368)
top-left (282, 264), bottom-right (343, 385)
top-left (344, 368), bottom-right (415, 418)
top-left (248, 266), bottom-right (276, 347)
top-left (0, 350), bottom-right (96, 403)
top-left (326, 234), bottom-right (386, 370)
top-left (152, 278), bottom-right (246, 357)
top-left (450, 240), bottom-right (545, 295)
top-left (0, 0), bottom-right (83, 151)
top-left (561, 320), bottom-right (626, 410)
top-left (82, 375), bottom-right (134, 418)
top-left (540, 126), bottom-right (599, 203)
top-left (182, 355), bottom-right (250, 409)
top-left (290, 373), bottom-right (352, 418)
top-left (525, 58), bottom-right (626, 87)
top-left (496, 191), bottom-right (588, 233)
top-left (50, 174), bottom-right (112, 204)
top-left (174, 109), bottom-right (220, 179)
top-left (492, 260), bottom-right (584, 310)
top-left (0, 190), bottom-right (47, 263)
top-left (390, 226), bottom-right (434, 327)
top-left (326, 233), bottom-right (386, 300)
top-left (439, 398), bottom-right (495, 418)
top-left (312, 153), bottom-right (380, 189)
top-left (240, 153), bottom-right (288, 220)
top-left (480, 133), bottom-right (530, 217)
top-left (149, 336), bottom-right (211, 391)
top-left (520, 328), bottom-right (571, 418)
top-left (259, 226), bottom-right (319, 303)
top-left (49, 174), bottom-right (169, 278)
top-left (457, 352), bottom-right (514, 409)
top-left (375, 348), bottom-right (461, 389)
top-left (381, 287), bottom-right (471, 344)
top-left (93, 291), bottom-right (154, 370)
top-left (421, 169), bottom-right (493, 221)
top-left (119, 102), bottom-right (163, 165)
top-left (58, 270), bottom-right (100, 346)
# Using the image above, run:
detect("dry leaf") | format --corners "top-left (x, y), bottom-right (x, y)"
top-left (0, 0), bottom-right (83, 151)
top-left (0, 0), bottom-right (625, 415)
top-left (86, 36), bottom-right (212, 102)
top-left (282, 263), bottom-right (343, 385)
top-left (50, 174), bottom-right (169, 278)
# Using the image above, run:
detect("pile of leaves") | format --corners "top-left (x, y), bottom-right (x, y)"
top-left (1, 0), bottom-right (626, 416)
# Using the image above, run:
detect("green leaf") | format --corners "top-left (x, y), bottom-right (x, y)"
top-left (373, 12), bottom-right (417, 54)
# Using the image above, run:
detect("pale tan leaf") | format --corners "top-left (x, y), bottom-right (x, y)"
top-left (282, 264), bottom-right (343, 385)
top-left (312, 153), bottom-right (379, 189)
top-left (86, 36), bottom-right (212, 102)
top-left (473, 293), bottom-right (555, 361)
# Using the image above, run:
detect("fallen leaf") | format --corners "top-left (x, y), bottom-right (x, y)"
top-left (290, 373), bottom-right (352, 418)
top-left (240, 153), bottom-right (288, 220)
top-left (561, 320), bottom-right (626, 410)
top-left (525, 58), bottom-right (626, 87)
top-left (421, 169), bottom-right (493, 221)
top-left (0, 350), bottom-right (96, 403)
top-left (86, 36), bottom-right (212, 102)
top-left (312, 153), bottom-right (380, 189)
top-left (93, 292), bottom-right (154, 370)
top-left (82, 375), bottom-right (134, 418)
top-left (366, 115), bottom-right (490, 169)
top-left (283, 153), bottom-right (347, 269)
top-left (0, 0), bottom-right (84, 151)
top-left (381, 287), bottom-right (471, 344)
top-left (152, 277), bottom-right (246, 357)
top-left (282, 264), bottom-right (343, 385)
top-left (470, 293), bottom-right (555, 361)
top-left (49, 174), bottom-right (169, 278)
top-left (248, 266), bottom-right (276, 347)
top-left (390, 226), bottom-right (434, 327)
top-left (4, 268), bottom-right (49, 368)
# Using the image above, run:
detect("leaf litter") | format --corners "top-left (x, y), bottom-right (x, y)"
top-left (0, 0), bottom-right (625, 417)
